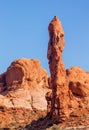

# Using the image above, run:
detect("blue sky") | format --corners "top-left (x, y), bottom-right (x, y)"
top-left (0, 1), bottom-right (89, 75)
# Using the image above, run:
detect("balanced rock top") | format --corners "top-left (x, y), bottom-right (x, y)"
top-left (48, 16), bottom-right (64, 37)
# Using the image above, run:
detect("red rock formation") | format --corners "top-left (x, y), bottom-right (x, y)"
top-left (0, 58), bottom-right (50, 128)
top-left (0, 72), bottom-right (6, 92)
top-left (0, 16), bottom-right (89, 129)
top-left (66, 66), bottom-right (89, 109)
top-left (66, 66), bottom-right (89, 97)
top-left (6, 58), bottom-right (48, 90)
top-left (0, 58), bottom-right (49, 110)
top-left (47, 16), bottom-right (70, 121)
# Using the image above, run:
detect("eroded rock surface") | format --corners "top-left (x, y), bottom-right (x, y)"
top-left (47, 16), bottom-right (89, 123)
top-left (66, 66), bottom-right (89, 110)
top-left (0, 58), bottom-right (50, 128)
top-left (47, 16), bottom-right (70, 121)
top-left (67, 66), bottom-right (89, 97)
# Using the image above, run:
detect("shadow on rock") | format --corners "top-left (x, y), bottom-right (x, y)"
top-left (23, 114), bottom-right (55, 130)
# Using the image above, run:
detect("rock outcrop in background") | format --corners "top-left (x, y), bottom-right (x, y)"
top-left (0, 58), bottom-right (50, 128)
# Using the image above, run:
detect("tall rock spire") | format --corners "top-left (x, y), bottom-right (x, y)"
top-left (47, 16), bottom-right (70, 122)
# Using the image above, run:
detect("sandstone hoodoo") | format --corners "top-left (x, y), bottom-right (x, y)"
top-left (47, 16), bottom-right (70, 121)
top-left (47, 16), bottom-right (89, 126)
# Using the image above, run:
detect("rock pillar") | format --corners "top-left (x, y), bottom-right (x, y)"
top-left (47, 16), bottom-right (70, 121)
